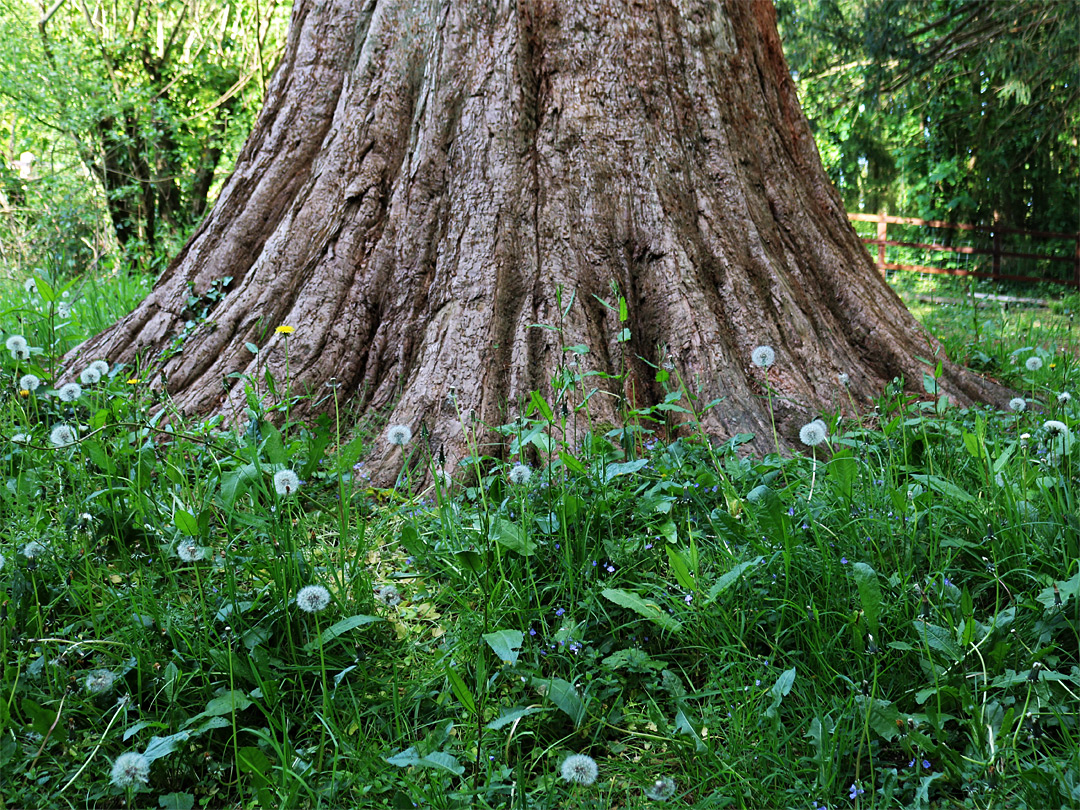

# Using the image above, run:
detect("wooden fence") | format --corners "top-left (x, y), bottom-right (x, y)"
top-left (848, 212), bottom-right (1080, 288)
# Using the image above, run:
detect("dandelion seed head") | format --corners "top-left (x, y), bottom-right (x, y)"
top-left (84, 669), bottom-right (116, 694)
top-left (1058, 392), bottom-right (1071, 404)
top-left (508, 463), bottom-right (532, 485)
top-left (751, 345), bottom-right (775, 368)
top-left (837, 372), bottom-right (850, 386)
top-left (1025, 356), bottom-right (1043, 372)
top-left (375, 584), bottom-right (402, 607)
top-left (88, 360), bottom-right (110, 377)
top-left (1009, 397), bottom-right (1026, 413)
top-left (433, 468), bottom-right (452, 488)
top-left (273, 469), bottom-right (300, 496)
top-left (5, 335), bottom-right (28, 354)
top-left (1044, 420), bottom-right (1068, 438)
top-left (799, 419), bottom-right (828, 447)
top-left (297, 584), bottom-right (331, 613)
top-left (110, 751), bottom-right (150, 788)
top-left (79, 367), bottom-right (102, 385)
top-left (21, 541), bottom-right (47, 559)
top-left (646, 777), bottom-right (677, 801)
top-left (560, 753), bottom-right (598, 786)
top-left (176, 541), bottom-right (206, 563)
top-left (23, 278), bottom-right (37, 295)
top-left (49, 424), bottom-right (76, 447)
top-left (57, 302), bottom-right (72, 318)
top-left (19, 374), bottom-right (41, 391)
top-left (387, 424), bottom-right (412, 446)
top-left (57, 382), bottom-right (82, 402)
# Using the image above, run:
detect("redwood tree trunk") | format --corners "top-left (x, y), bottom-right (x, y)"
top-left (68, 0), bottom-right (1005, 481)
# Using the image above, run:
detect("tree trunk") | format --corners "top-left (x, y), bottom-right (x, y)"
top-left (67, 0), bottom-right (1007, 482)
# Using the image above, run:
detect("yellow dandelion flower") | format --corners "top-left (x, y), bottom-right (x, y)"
top-left (127, 378), bottom-right (141, 385)
top-left (276, 325), bottom-right (295, 334)
top-left (18, 389), bottom-right (29, 397)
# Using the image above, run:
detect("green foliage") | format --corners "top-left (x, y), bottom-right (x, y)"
top-left (777, 0), bottom-right (1078, 233)
top-left (0, 0), bottom-right (289, 271)
top-left (0, 270), bottom-right (1077, 808)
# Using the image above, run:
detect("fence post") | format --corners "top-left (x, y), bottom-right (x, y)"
top-left (876, 211), bottom-right (887, 277)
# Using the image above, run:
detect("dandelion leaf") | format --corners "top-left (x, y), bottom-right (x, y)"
top-left (601, 587), bottom-right (682, 633)
top-left (531, 676), bottom-right (586, 727)
top-left (851, 562), bottom-right (883, 636)
top-left (482, 629), bottom-right (524, 666)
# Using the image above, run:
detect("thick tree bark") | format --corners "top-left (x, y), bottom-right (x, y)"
top-left (68, 0), bottom-right (1007, 481)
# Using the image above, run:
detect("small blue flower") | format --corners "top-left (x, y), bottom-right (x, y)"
top-left (555, 608), bottom-right (565, 616)
top-left (848, 783), bottom-right (865, 800)
top-left (840, 557), bottom-right (849, 565)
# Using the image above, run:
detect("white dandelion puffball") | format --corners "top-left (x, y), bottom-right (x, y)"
top-left (11, 433), bottom-right (30, 444)
top-left (560, 753), bottom-right (599, 786)
top-left (387, 424), bottom-right (412, 446)
top-left (751, 345), bottom-right (775, 368)
top-left (21, 541), bottom-right (47, 559)
top-left (88, 360), bottom-right (110, 377)
top-left (57, 382), bottom-right (83, 402)
top-left (1058, 392), bottom-right (1071, 404)
top-left (84, 669), bottom-right (116, 694)
top-left (23, 278), bottom-right (37, 295)
top-left (273, 469), bottom-right (301, 496)
top-left (646, 777), bottom-right (678, 801)
top-left (79, 367), bottom-right (102, 385)
top-left (1025, 356), bottom-right (1043, 372)
top-left (297, 584), bottom-right (331, 613)
top-left (50, 424), bottom-right (77, 447)
top-left (375, 583), bottom-right (402, 607)
top-left (837, 372), bottom-right (850, 386)
top-left (57, 302), bottom-right (72, 318)
top-left (5, 335), bottom-right (28, 354)
top-left (176, 541), bottom-right (206, 563)
top-left (1044, 420), bottom-right (1069, 437)
top-left (19, 374), bottom-right (41, 391)
top-left (1009, 397), bottom-right (1026, 413)
top-left (799, 419), bottom-right (828, 447)
top-left (508, 463), bottom-right (532, 485)
top-left (110, 751), bottom-right (150, 788)
top-left (433, 468), bottom-right (452, 488)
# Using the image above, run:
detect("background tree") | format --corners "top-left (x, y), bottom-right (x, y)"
top-left (67, 0), bottom-right (1006, 480)
top-left (776, 0), bottom-right (1078, 232)
top-left (0, 0), bottom-right (290, 269)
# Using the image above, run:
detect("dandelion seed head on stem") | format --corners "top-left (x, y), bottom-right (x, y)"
top-left (84, 669), bottom-right (116, 694)
top-left (508, 463), bottom-right (532, 485)
top-left (50, 424), bottom-right (76, 447)
top-left (110, 752), bottom-right (150, 788)
top-left (19, 374), bottom-right (40, 391)
top-left (1025, 356), bottom-right (1043, 372)
top-left (5, 335), bottom-right (28, 355)
top-left (273, 469), bottom-right (300, 496)
top-left (751, 345), bottom-right (775, 368)
top-left (1044, 420), bottom-right (1068, 438)
top-left (79, 367), bottom-right (101, 385)
top-left (387, 424), bottom-right (412, 446)
top-left (57, 382), bottom-right (82, 402)
top-left (297, 584), bottom-right (331, 613)
top-left (88, 360), bottom-right (110, 377)
top-left (560, 753), bottom-right (598, 786)
top-left (646, 777), bottom-right (677, 801)
top-left (1009, 397), bottom-right (1026, 413)
top-left (799, 419), bottom-right (828, 447)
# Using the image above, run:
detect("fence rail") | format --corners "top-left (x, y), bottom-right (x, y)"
top-left (848, 212), bottom-right (1080, 288)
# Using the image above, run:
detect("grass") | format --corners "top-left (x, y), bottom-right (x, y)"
top-left (0, 266), bottom-right (1077, 810)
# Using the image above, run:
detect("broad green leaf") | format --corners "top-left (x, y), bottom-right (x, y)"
top-left (601, 588), bottom-right (682, 633)
top-left (531, 677), bottom-right (585, 727)
top-left (765, 668), bottom-right (796, 719)
top-left (603, 459), bottom-right (648, 482)
top-left (490, 517), bottom-right (536, 556)
top-left (173, 508), bottom-right (199, 537)
top-left (530, 390), bottom-right (554, 422)
top-left (665, 546), bottom-right (696, 592)
top-left (261, 424), bottom-right (286, 465)
top-left (482, 629), bottom-right (524, 666)
top-left (913, 620), bottom-right (962, 662)
top-left (486, 706), bottom-right (544, 730)
top-left (143, 730), bottom-right (192, 762)
top-left (707, 557), bottom-right (763, 601)
top-left (910, 474), bottom-right (975, 504)
top-left (558, 451), bottom-right (587, 476)
top-left (446, 665), bottom-right (476, 714)
top-left (303, 615), bottom-right (383, 652)
top-left (158, 793), bottom-right (195, 810)
top-left (21, 699), bottom-right (67, 744)
top-left (851, 563), bottom-right (882, 635)
top-left (827, 450), bottom-right (858, 499)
